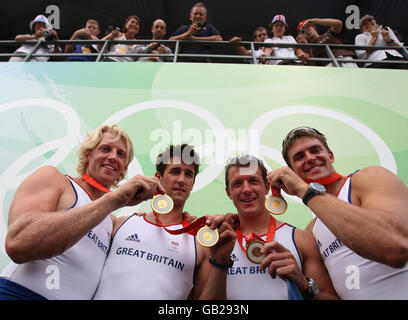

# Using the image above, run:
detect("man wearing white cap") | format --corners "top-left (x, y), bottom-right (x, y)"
top-left (355, 15), bottom-right (407, 69)
top-left (9, 14), bottom-right (61, 62)
top-left (263, 15), bottom-right (309, 65)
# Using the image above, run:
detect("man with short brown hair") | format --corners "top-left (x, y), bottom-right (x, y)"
top-left (65, 19), bottom-right (101, 61)
top-left (268, 126), bottom-right (408, 299)
top-left (169, 2), bottom-right (222, 62)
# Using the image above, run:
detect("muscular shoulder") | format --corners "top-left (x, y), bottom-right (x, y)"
top-left (352, 166), bottom-right (407, 203)
top-left (352, 166), bottom-right (398, 192)
top-left (111, 214), bottom-right (132, 237)
top-left (21, 166), bottom-right (67, 192)
top-left (8, 166), bottom-right (69, 223)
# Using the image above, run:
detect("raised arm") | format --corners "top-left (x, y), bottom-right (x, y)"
top-left (189, 215), bottom-right (236, 300)
top-left (6, 166), bottom-right (163, 263)
top-left (64, 28), bottom-right (92, 53)
top-left (230, 36), bottom-right (251, 56)
top-left (267, 166), bottom-right (408, 268)
top-left (306, 18), bottom-right (343, 34)
top-left (259, 229), bottom-right (338, 300)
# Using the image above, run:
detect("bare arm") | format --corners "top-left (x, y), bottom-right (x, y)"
top-left (6, 166), bottom-right (163, 263)
top-left (169, 25), bottom-right (197, 41)
top-left (98, 30), bottom-right (121, 51)
top-left (259, 229), bottom-right (338, 300)
top-left (190, 215), bottom-right (236, 300)
top-left (230, 36), bottom-right (251, 56)
top-left (308, 167), bottom-right (408, 267)
top-left (190, 35), bottom-right (222, 41)
top-left (64, 28), bottom-right (91, 53)
top-left (15, 29), bottom-right (44, 42)
top-left (307, 18), bottom-right (343, 34)
top-left (294, 229), bottom-right (339, 299)
top-left (267, 166), bottom-right (408, 268)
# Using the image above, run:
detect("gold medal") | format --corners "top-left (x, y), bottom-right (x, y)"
top-left (265, 195), bottom-right (287, 215)
top-left (196, 226), bottom-right (219, 247)
top-left (151, 194), bottom-right (174, 215)
top-left (246, 240), bottom-right (266, 264)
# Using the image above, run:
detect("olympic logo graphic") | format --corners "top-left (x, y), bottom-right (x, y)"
top-left (0, 98), bottom-right (397, 257)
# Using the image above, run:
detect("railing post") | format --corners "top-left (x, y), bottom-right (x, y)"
top-left (250, 42), bottom-right (257, 64)
top-left (399, 46), bottom-right (408, 61)
top-left (324, 44), bottom-right (340, 67)
top-left (173, 40), bottom-right (179, 63)
top-left (95, 40), bottom-right (110, 62)
top-left (23, 40), bottom-right (43, 62)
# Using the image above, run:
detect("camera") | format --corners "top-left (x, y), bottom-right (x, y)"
top-left (41, 28), bottom-right (55, 41)
top-left (151, 43), bottom-right (160, 50)
top-left (196, 22), bottom-right (203, 28)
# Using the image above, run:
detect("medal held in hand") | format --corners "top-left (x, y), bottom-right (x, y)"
top-left (246, 236), bottom-right (266, 264)
top-left (196, 226), bottom-right (219, 247)
top-left (151, 193), bottom-right (174, 215)
top-left (265, 187), bottom-right (287, 215)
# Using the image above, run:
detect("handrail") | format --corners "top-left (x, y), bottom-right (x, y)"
top-left (1, 39), bottom-right (408, 67)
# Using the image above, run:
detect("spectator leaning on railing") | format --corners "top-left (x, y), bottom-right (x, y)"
top-left (101, 15), bottom-right (143, 62)
top-left (263, 15), bottom-right (309, 65)
top-left (65, 19), bottom-right (100, 62)
top-left (229, 27), bottom-right (269, 64)
top-left (131, 19), bottom-right (173, 62)
top-left (169, 2), bottom-right (222, 63)
top-left (355, 14), bottom-right (407, 69)
top-left (9, 14), bottom-right (61, 62)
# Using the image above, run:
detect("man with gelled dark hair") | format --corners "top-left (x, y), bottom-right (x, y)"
top-left (93, 144), bottom-right (236, 300)
top-left (267, 126), bottom-right (408, 299)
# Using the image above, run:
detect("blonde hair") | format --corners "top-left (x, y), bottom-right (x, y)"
top-left (77, 124), bottom-right (134, 187)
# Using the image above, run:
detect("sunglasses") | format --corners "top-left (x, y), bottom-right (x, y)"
top-left (282, 127), bottom-right (323, 149)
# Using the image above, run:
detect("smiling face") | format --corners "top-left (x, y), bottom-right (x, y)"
top-left (156, 157), bottom-right (195, 208)
top-left (124, 16), bottom-right (140, 37)
top-left (85, 132), bottom-right (128, 187)
top-left (226, 166), bottom-right (270, 217)
top-left (287, 136), bottom-right (335, 181)
top-left (190, 5), bottom-right (207, 25)
top-left (254, 28), bottom-right (268, 42)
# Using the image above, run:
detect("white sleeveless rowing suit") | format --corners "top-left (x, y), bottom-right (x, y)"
top-left (93, 214), bottom-right (196, 299)
top-left (227, 223), bottom-right (302, 299)
top-left (0, 176), bottom-right (112, 300)
top-left (312, 174), bottom-right (408, 299)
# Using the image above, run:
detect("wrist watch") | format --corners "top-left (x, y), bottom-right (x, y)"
top-left (302, 182), bottom-right (326, 205)
top-left (303, 277), bottom-right (319, 299)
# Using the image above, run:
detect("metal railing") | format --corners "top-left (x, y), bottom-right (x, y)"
top-left (1, 38), bottom-right (408, 67)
